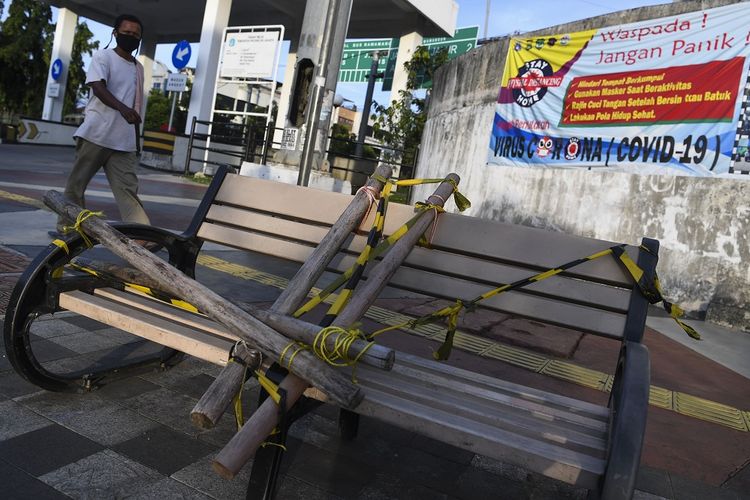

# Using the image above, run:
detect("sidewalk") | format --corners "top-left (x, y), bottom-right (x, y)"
top-left (0, 146), bottom-right (748, 498)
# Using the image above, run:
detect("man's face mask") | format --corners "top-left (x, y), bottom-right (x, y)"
top-left (116, 33), bottom-right (140, 53)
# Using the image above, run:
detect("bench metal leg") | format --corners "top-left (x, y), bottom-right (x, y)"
top-left (338, 408), bottom-right (360, 441)
top-left (3, 226), bottom-right (196, 392)
top-left (245, 364), bottom-right (324, 499)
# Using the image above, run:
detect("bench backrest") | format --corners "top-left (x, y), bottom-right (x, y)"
top-left (192, 171), bottom-right (645, 341)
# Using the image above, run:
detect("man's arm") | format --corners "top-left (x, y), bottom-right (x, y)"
top-left (89, 80), bottom-right (141, 124)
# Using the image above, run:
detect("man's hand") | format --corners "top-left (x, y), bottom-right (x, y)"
top-left (119, 107), bottom-right (141, 124)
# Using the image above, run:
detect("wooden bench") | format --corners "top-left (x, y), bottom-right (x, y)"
top-left (4, 166), bottom-right (654, 499)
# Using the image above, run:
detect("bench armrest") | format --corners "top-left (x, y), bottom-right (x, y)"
top-left (601, 341), bottom-right (650, 499)
top-left (110, 223), bottom-right (202, 277)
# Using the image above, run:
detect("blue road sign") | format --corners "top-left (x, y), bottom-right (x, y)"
top-left (51, 58), bottom-right (63, 81)
top-left (172, 40), bottom-right (192, 70)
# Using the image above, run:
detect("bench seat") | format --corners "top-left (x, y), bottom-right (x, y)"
top-left (59, 286), bottom-right (610, 488)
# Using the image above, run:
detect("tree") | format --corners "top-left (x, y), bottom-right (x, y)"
top-left (371, 46), bottom-right (449, 176)
top-left (0, 0), bottom-right (53, 116)
top-left (64, 21), bottom-right (99, 116)
top-left (143, 88), bottom-right (171, 130)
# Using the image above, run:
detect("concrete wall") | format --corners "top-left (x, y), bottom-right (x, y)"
top-left (415, 0), bottom-right (750, 331)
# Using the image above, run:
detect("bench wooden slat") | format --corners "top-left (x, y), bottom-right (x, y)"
top-left (201, 205), bottom-right (632, 312)
top-left (357, 365), bottom-right (607, 454)
top-left (397, 353), bottom-right (609, 418)
top-left (94, 288), bottom-right (235, 341)
top-left (209, 175), bottom-right (634, 286)
top-left (388, 267), bottom-right (627, 338)
top-left (197, 224), bottom-right (627, 337)
top-left (214, 174), bottom-right (355, 225)
top-left (357, 388), bottom-right (606, 488)
top-left (59, 290), bottom-right (234, 365)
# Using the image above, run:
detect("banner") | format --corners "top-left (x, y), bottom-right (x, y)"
top-left (488, 3), bottom-right (750, 176)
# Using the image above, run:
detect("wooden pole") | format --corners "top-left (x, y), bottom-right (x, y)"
top-left (191, 164), bottom-right (392, 428)
top-left (44, 191), bottom-right (361, 410)
top-left (212, 174), bottom-right (461, 479)
top-left (191, 341), bottom-right (261, 429)
top-left (72, 260), bottom-right (393, 368)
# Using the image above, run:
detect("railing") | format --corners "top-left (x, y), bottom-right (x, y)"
top-left (184, 118), bottom-right (274, 175)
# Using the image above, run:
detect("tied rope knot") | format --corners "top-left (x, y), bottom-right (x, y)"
top-left (414, 200), bottom-right (446, 245)
top-left (356, 184), bottom-right (381, 228)
top-left (62, 210), bottom-right (103, 248)
top-left (313, 326), bottom-right (375, 382)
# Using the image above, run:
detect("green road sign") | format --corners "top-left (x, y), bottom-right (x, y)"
top-left (339, 26), bottom-right (478, 89)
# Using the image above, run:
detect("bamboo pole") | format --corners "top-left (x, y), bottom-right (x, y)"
top-left (190, 164), bottom-right (392, 428)
top-left (44, 191), bottom-right (361, 410)
top-left (212, 174), bottom-right (461, 479)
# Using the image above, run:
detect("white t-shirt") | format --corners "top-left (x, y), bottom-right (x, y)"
top-left (75, 49), bottom-right (144, 152)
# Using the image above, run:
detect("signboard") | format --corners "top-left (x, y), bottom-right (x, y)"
top-left (172, 40), bottom-right (192, 70)
top-left (51, 58), bottom-right (63, 81)
top-left (47, 83), bottom-right (60, 98)
top-left (220, 31), bottom-right (280, 79)
top-left (339, 26), bottom-right (478, 89)
top-left (281, 127), bottom-right (299, 150)
top-left (339, 39), bottom-right (394, 83)
top-left (166, 73), bottom-right (188, 92)
top-left (488, 3), bottom-right (750, 176)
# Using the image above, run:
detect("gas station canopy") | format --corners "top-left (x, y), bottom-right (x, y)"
top-left (47, 0), bottom-right (457, 42)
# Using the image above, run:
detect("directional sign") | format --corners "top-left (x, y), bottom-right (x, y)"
top-left (51, 58), bottom-right (63, 81)
top-left (172, 40), bottom-right (192, 70)
top-left (338, 27), bottom-right (478, 89)
top-left (166, 73), bottom-right (188, 92)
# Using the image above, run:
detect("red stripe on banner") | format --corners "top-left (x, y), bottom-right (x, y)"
top-left (561, 57), bottom-right (745, 126)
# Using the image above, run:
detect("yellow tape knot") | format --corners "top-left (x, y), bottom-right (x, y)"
top-left (62, 210), bottom-right (103, 248)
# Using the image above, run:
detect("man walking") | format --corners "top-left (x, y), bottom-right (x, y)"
top-left (53, 14), bottom-right (150, 236)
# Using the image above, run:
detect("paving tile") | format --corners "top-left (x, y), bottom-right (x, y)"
top-left (276, 474), bottom-right (345, 500)
top-left (486, 318), bottom-right (584, 358)
top-left (168, 372), bottom-right (217, 400)
top-left (408, 433), bottom-right (475, 466)
top-left (0, 458), bottom-right (70, 500)
top-left (59, 314), bottom-right (112, 331)
top-left (0, 400), bottom-right (52, 440)
top-left (49, 329), bottom-right (126, 354)
top-left (39, 449), bottom-right (163, 499)
top-left (126, 476), bottom-right (213, 499)
top-left (112, 425), bottom-right (217, 476)
top-left (637, 465), bottom-right (674, 499)
top-left (29, 316), bottom-right (90, 339)
top-left (633, 491), bottom-right (670, 500)
top-left (94, 326), bottom-right (143, 344)
top-left (25, 336), bottom-right (78, 363)
top-left (123, 386), bottom-right (200, 435)
top-left (0, 423), bottom-right (103, 476)
top-left (354, 471), bottom-right (453, 500)
top-left (53, 402), bottom-right (160, 447)
top-left (469, 455), bottom-right (528, 483)
top-left (281, 438), bottom-right (378, 498)
top-left (96, 376), bottom-right (162, 401)
top-left (670, 473), bottom-right (742, 500)
top-left (18, 389), bottom-right (109, 422)
top-left (0, 371), bottom-right (44, 399)
top-left (171, 451), bottom-right (254, 499)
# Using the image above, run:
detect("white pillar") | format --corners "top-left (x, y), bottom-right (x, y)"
top-left (185, 0), bottom-right (232, 135)
top-left (42, 8), bottom-right (78, 122)
top-left (137, 35), bottom-right (157, 131)
top-left (388, 31), bottom-right (423, 105)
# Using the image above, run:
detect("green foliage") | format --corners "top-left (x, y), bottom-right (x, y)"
top-left (0, 0), bottom-right (53, 116)
top-left (143, 88), bottom-right (171, 130)
top-left (371, 46), bottom-right (449, 167)
top-left (63, 21), bottom-right (99, 116)
top-left (143, 80), bottom-right (192, 132)
top-left (328, 122), bottom-right (377, 159)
